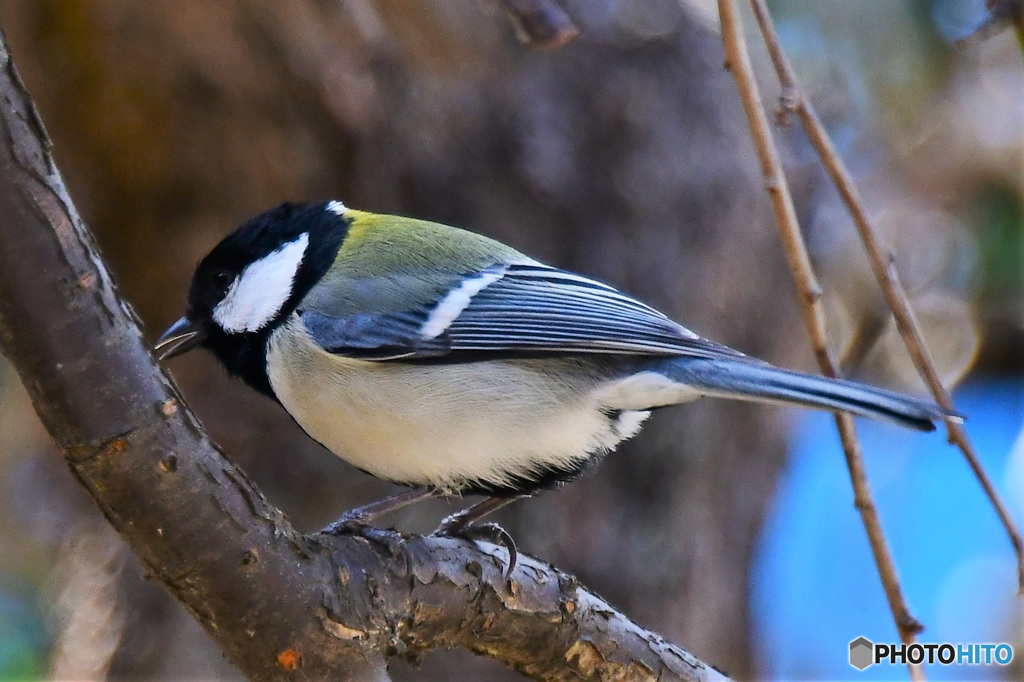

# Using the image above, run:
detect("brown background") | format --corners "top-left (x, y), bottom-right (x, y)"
top-left (0, 1), bottom-right (1015, 679)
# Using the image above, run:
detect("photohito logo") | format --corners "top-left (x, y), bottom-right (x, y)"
top-left (849, 637), bottom-right (1014, 670)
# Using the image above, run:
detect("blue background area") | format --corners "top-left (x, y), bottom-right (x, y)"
top-left (0, 586), bottom-right (45, 680)
top-left (753, 378), bottom-right (1024, 680)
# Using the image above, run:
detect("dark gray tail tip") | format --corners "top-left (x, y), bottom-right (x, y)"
top-left (914, 418), bottom-right (939, 433)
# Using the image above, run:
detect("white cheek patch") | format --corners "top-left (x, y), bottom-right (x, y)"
top-left (213, 233), bottom-right (309, 333)
top-left (420, 267), bottom-right (507, 340)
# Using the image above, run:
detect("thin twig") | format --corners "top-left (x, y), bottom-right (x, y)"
top-left (497, 0), bottom-right (579, 50)
top-left (748, 0), bottom-right (1024, 596)
top-left (716, 1), bottom-right (926, 679)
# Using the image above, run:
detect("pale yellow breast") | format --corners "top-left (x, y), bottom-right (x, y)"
top-left (265, 316), bottom-right (635, 493)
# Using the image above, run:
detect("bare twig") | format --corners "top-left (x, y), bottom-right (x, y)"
top-left (716, 1), bottom-right (925, 679)
top-left (498, 0), bottom-right (579, 49)
top-left (748, 0), bottom-right (1024, 596)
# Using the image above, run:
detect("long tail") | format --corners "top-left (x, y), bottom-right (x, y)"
top-left (653, 357), bottom-right (956, 432)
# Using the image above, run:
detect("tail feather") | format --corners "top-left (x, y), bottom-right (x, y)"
top-left (658, 357), bottom-right (956, 432)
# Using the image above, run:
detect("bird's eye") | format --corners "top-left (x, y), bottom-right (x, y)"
top-left (211, 270), bottom-right (233, 294)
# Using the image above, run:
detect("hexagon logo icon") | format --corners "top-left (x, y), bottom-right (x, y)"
top-left (849, 637), bottom-right (874, 670)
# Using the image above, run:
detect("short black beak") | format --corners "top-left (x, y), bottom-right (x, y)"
top-left (154, 316), bottom-right (207, 360)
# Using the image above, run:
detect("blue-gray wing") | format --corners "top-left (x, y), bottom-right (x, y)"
top-left (300, 261), bottom-right (746, 361)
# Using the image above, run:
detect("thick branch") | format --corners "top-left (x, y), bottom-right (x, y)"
top-left (0, 23), bottom-right (721, 682)
top-left (325, 530), bottom-right (725, 681)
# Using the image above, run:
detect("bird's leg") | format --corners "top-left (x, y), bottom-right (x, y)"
top-left (321, 487), bottom-right (437, 535)
top-left (435, 495), bottom-right (525, 530)
top-left (433, 495), bottom-right (529, 578)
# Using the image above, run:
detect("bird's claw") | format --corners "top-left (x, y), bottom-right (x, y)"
top-left (433, 520), bottom-right (518, 579)
top-left (321, 512), bottom-right (369, 536)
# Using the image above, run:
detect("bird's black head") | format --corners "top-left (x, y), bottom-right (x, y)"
top-left (155, 201), bottom-right (350, 395)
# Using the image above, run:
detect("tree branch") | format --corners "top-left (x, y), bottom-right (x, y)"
top-left (328, 529), bottom-right (726, 681)
top-left (716, 2), bottom-right (925, 679)
top-left (746, 0), bottom-right (1024, 595)
top-left (0, 22), bottom-right (721, 682)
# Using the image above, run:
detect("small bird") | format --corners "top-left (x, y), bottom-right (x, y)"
top-left (156, 201), bottom-right (951, 574)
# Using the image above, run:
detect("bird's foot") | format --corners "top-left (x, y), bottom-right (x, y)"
top-left (433, 519), bottom-right (518, 579)
top-left (321, 511), bottom-right (370, 536)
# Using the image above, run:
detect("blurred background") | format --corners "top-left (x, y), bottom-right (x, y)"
top-left (0, 0), bottom-right (1019, 679)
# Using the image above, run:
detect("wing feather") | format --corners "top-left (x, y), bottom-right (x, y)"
top-left (300, 261), bottom-right (745, 361)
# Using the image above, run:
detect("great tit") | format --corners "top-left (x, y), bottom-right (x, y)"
top-left (156, 201), bottom-right (952, 572)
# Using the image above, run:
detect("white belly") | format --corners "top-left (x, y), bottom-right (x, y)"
top-left (265, 317), bottom-right (650, 493)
